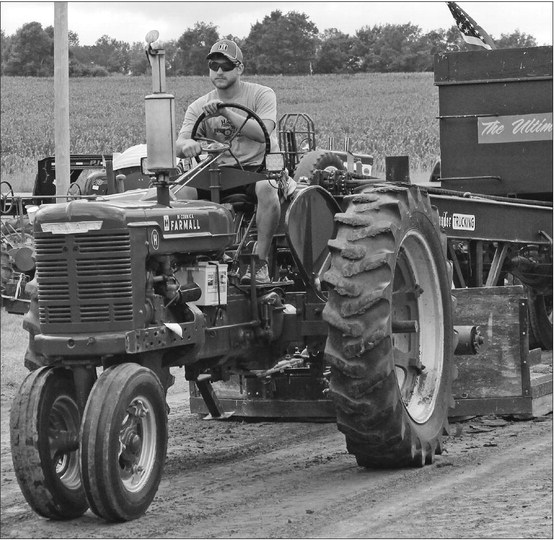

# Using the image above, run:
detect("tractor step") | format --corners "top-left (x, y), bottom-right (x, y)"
top-left (194, 374), bottom-right (234, 420)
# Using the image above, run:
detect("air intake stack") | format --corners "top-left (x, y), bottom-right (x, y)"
top-left (144, 30), bottom-right (176, 206)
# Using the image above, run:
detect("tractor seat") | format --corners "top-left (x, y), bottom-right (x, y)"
top-left (221, 193), bottom-right (256, 214)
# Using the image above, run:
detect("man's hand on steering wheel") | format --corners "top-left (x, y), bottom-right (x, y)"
top-left (201, 99), bottom-right (225, 118)
top-left (179, 139), bottom-right (203, 159)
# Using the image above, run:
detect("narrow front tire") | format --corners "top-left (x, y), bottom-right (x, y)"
top-left (80, 363), bottom-right (168, 521)
top-left (10, 367), bottom-right (88, 519)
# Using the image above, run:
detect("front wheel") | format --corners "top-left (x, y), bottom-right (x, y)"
top-left (323, 186), bottom-right (455, 467)
top-left (80, 363), bottom-right (168, 521)
top-left (10, 367), bottom-right (88, 519)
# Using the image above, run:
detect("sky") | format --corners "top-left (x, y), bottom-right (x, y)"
top-left (1, 1), bottom-right (552, 46)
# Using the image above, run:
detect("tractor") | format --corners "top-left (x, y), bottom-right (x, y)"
top-left (8, 32), bottom-right (552, 523)
top-left (1, 145), bottom-right (157, 313)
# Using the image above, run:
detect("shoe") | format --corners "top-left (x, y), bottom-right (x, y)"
top-left (241, 259), bottom-right (271, 285)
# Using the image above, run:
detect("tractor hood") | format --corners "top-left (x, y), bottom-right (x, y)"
top-left (33, 195), bottom-right (235, 255)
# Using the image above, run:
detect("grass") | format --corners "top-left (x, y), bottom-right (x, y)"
top-left (1, 72), bottom-right (439, 192)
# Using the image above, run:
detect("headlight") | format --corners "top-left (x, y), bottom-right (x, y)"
top-left (265, 153), bottom-right (285, 172)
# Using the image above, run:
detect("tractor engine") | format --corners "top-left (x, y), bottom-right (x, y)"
top-left (27, 197), bottom-right (235, 361)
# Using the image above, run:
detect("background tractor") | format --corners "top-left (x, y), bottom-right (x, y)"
top-left (1, 148), bottom-right (152, 313)
top-left (7, 33), bottom-right (552, 523)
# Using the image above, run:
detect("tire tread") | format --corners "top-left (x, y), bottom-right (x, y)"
top-left (323, 185), bottom-right (454, 468)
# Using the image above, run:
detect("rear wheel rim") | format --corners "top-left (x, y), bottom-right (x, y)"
top-left (393, 229), bottom-right (444, 424)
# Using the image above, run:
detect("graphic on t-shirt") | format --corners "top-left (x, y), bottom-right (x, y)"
top-left (213, 118), bottom-right (236, 140)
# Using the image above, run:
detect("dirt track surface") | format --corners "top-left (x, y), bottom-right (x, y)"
top-left (1, 371), bottom-right (552, 539)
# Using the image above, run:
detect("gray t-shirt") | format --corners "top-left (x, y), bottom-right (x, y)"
top-left (178, 81), bottom-right (279, 167)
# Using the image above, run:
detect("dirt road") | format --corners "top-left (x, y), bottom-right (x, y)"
top-left (1, 371), bottom-right (552, 539)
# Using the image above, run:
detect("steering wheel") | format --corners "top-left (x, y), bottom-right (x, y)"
top-left (190, 102), bottom-right (271, 172)
top-left (0, 181), bottom-right (15, 215)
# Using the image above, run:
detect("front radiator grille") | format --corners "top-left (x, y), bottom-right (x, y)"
top-left (35, 231), bottom-right (134, 328)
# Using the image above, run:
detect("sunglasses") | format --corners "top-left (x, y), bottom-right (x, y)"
top-left (208, 59), bottom-right (238, 72)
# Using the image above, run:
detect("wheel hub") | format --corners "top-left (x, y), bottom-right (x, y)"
top-left (119, 400), bottom-right (149, 467)
top-left (48, 396), bottom-right (82, 490)
top-left (117, 397), bottom-right (158, 492)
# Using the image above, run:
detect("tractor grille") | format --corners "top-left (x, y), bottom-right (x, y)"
top-left (35, 231), bottom-right (134, 329)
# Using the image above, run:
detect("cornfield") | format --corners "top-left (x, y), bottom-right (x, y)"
top-left (1, 72), bottom-right (439, 190)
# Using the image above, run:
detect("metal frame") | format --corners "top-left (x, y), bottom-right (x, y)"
top-left (278, 113), bottom-right (317, 174)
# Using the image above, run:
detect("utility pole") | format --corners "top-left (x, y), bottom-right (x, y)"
top-left (54, 2), bottom-right (70, 199)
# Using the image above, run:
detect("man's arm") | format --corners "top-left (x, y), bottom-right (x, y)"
top-left (176, 86), bottom-right (277, 157)
top-left (176, 104), bottom-right (274, 157)
top-left (176, 100), bottom-right (205, 158)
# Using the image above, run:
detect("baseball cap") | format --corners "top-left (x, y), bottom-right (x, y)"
top-left (207, 39), bottom-right (243, 63)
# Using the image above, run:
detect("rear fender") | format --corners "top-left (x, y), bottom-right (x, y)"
top-left (285, 185), bottom-right (341, 300)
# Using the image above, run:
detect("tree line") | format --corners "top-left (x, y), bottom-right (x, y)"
top-left (1, 10), bottom-right (539, 77)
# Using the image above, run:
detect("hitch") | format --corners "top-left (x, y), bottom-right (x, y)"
top-left (254, 347), bottom-right (310, 378)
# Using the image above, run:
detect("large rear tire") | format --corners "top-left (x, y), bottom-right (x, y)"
top-left (323, 186), bottom-right (454, 467)
top-left (10, 367), bottom-right (88, 519)
top-left (80, 363), bottom-right (167, 521)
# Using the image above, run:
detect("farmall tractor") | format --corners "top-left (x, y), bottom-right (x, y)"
top-left (9, 33), bottom-right (552, 522)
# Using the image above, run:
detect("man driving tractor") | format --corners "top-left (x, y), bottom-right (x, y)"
top-left (175, 39), bottom-right (281, 285)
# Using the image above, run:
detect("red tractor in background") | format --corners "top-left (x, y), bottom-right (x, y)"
top-left (7, 32), bottom-right (552, 523)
